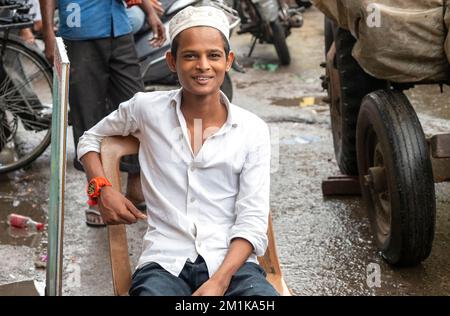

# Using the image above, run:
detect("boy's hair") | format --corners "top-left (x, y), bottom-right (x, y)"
top-left (170, 31), bottom-right (231, 60)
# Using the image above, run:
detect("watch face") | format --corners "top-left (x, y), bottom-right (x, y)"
top-left (87, 182), bottom-right (96, 195)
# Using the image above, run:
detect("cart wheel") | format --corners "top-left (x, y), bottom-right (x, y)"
top-left (356, 89), bottom-right (435, 266)
top-left (327, 27), bottom-right (386, 175)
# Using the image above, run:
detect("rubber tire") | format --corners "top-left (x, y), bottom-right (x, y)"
top-left (0, 110), bottom-right (12, 151)
top-left (0, 36), bottom-right (53, 174)
top-left (220, 72), bottom-right (233, 102)
top-left (332, 27), bottom-right (386, 175)
top-left (356, 89), bottom-right (435, 266)
top-left (270, 19), bottom-right (291, 65)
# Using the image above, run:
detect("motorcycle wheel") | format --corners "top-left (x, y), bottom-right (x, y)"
top-left (270, 19), bottom-right (291, 65)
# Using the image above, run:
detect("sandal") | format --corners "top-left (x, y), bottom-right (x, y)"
top-left (85, 207), bottom-right (106, 227)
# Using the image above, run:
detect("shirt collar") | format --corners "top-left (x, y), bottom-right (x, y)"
top-left (169, 88), bottom-right (238, 128)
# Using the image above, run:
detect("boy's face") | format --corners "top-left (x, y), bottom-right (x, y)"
top-left (166, 26), bottom-right (234, 98)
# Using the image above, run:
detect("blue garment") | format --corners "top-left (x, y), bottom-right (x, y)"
top-left (126, 6), bottom-right (146, 34)
top-left (58, 0), bottom-right (132, 40)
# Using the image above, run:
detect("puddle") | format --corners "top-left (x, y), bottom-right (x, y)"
top-left (270, 96), bottom-right (321, 107)
top-left (270, 97), bottom-right (303, 107)
top-left (0, 173), bottom-right (46, 247)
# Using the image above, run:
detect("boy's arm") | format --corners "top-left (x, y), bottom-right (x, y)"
top-left (78, 95), bottom-right (147, 225)
top-left (192, 238), bottom-right (253, 296)
top-left (39, 0), bottom-right (56, 63)
top-left (139, 0), bottom-right (166, 46)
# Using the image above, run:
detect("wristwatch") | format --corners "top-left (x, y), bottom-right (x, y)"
top-left (87, 177), bottom-right (112, 206)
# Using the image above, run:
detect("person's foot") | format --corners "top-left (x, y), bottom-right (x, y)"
top-left (19, 28), bottom-right (36, 44)
top-left (85, 206), bottom-right (106, 227)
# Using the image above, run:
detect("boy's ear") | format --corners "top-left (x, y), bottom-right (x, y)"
top-left (166, 51), bottom-right (177, 72)
top-left (226, 51), bottom-right (235, 72)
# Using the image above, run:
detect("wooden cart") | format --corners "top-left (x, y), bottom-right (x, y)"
top-left (321, 16), bottom-right (450, 267)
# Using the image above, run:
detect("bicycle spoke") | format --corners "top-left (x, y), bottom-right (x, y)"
top-left (0, 43), bottom-right (52, 172)
top-left (0, 75), bottom-right (13, 95)
top-left (17, 116), bottom-right (49, 129)
top-left (3, 99), bottom-right (33, 113)
top-left (1, 70), bottom-right (42, 99)
top-left (0, 118), bottom-right (11, 145)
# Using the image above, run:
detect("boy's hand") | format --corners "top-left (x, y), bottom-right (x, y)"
top-left (43, 31), bottom-right (55, 64)
top-left (147, 10), bottom-right (166, 47)
top-left (98, 186), bottom-right (147, 225)
top-left (192, 277), bottom-right (229, 296)
top-left (150, 0), bottom-right (164, 17)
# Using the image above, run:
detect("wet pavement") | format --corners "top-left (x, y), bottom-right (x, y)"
top-left (1, 7), bottom-right (450, 295)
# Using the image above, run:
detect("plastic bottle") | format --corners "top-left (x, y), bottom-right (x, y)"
top-left (6, 213), bottom-right (44, 231)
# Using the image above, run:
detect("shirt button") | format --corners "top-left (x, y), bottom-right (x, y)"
top-left (190, 197), bottom-right (196, 203)
top-left (197, 241), bottom-right (202, 247)
top-left (190, 165), bottom-right (195, 171)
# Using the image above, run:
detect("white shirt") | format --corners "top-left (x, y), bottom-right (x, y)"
top-left (77, 89), bottom-right (271, 277)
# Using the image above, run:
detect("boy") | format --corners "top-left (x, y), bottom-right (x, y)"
top-left (77, 6), bottom-right (278, 296)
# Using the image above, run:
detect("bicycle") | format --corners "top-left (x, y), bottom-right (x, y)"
top-left (0, 0), bottom-right (53, 173)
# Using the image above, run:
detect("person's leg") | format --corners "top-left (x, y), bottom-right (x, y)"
top-left (190, 255), bottom-right (211, 292)
top-left (224, 262), bottom-right (279, 296)
top-left (129, 262), bottom-right (192, 296)
top-left (108, 34), bottom-right (145, 204)
top-left (65, 39), bottom-right (111, 226)
top-left (65, 38), bottom-right (110, 171)
top-left (108, 34), bottom-right (144, 108)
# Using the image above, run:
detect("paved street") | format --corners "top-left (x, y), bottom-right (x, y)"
top-left (1, 7), bottom-right (450, 295)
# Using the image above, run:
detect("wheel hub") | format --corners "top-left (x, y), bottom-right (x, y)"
top-left (365, 143), bottom-right (392, 245)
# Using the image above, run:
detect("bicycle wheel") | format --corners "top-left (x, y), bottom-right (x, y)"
top-left (0, 37), bottom-right (52, 173)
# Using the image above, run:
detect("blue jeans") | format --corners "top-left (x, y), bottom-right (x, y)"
top-left (129, 255), bottom-right (279, 296)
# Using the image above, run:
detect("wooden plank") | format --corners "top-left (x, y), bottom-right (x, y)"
top-left (322, 175), bottom-right (361, 196)
top-left (431, 156), bottom-right (450, 183)
top-left (430, 134), bottom-right (450, 158)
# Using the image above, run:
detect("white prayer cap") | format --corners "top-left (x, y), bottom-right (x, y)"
top-left (169, 6), bottom-right (230, 45)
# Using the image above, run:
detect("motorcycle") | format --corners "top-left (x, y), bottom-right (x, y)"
top-left (230, 0), bottom-right (304, 65)
top-left (133, 0), bottom-right (242, 101)
top-left (296, 0), bottom-right (312, 9)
